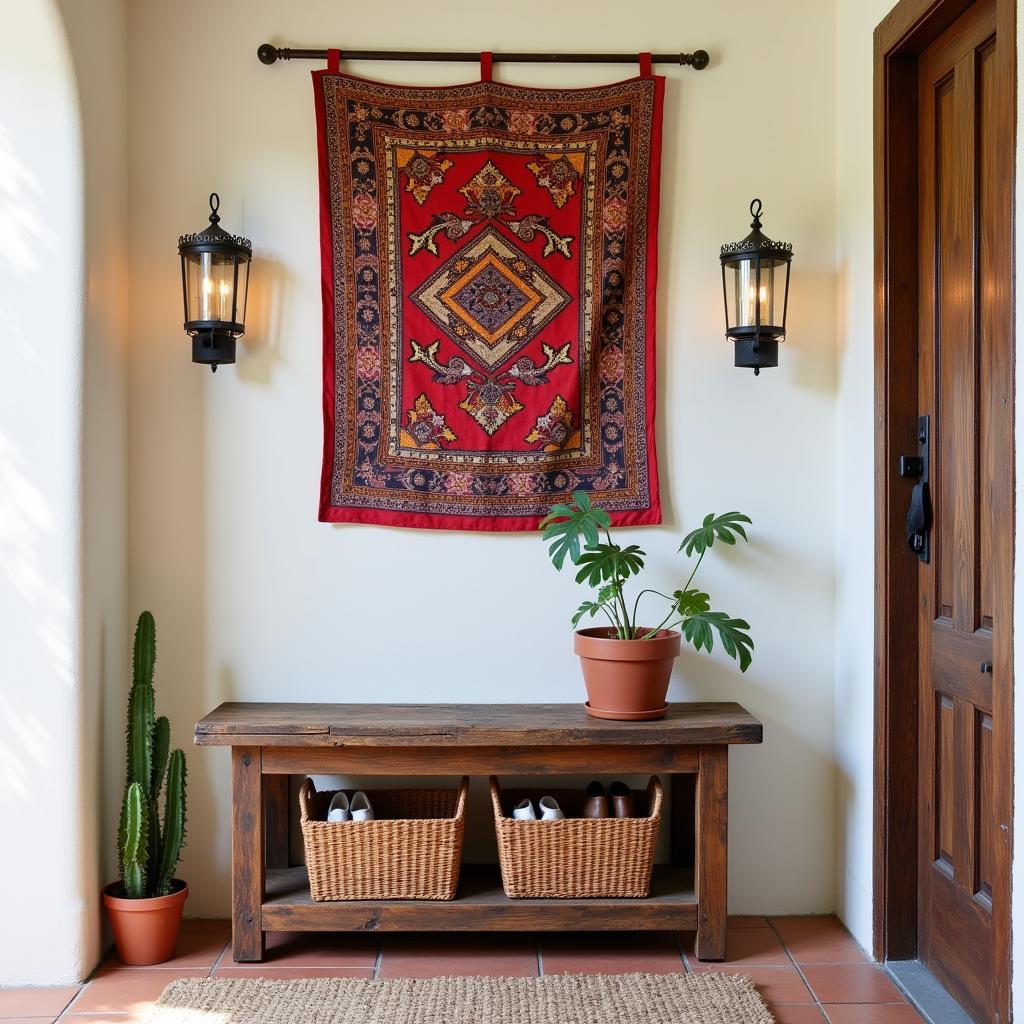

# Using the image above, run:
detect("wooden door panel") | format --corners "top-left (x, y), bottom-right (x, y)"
top-left (917, 1), bottom-right (1002, 1019)
top-left (930, 625), bottom-right (995, 707)
top-left (976, 712), bottom-right (994, 902)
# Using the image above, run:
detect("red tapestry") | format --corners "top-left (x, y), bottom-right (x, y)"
top-left (313, 54), bottom-right (663, 530)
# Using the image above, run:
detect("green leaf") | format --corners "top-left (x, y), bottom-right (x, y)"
top-left (540, 492), bottom-right (612, 570)
top-left (573, 543), bottom-right (646, 587)
top-left (679, 512), bottom-right (752, 557)
top-left (682, 611), bottom-right (754, 672)
top-left (571, 600), bottom-right (604, 628)
top-left (673, 588), bottom-right (710, 617)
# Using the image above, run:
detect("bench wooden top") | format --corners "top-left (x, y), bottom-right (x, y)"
top-left (194, 702), bottom-right (762, 747)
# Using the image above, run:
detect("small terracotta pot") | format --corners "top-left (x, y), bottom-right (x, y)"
top-left (574, 627), bottom-right (681, 720)
top-left (102, 880), bottom-right (188, 966)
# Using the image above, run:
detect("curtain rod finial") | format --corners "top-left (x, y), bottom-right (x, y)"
top-left (257, 43), bottom-right (279, 65)
top-left (689, 49), bottom-right (710, 70)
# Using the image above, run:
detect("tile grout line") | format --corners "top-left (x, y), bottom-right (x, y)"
top-left (766, 918), bottom-right (830, 1022)
top-left (673, 931), bottom-right (690, 974)
top-left (210, 934), bottom-right (232, 976)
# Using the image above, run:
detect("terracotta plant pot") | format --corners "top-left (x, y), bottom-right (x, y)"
top-left (574, 628), bottom-right (681, 720)
top-left (102, 880), bottom-right (188, 966)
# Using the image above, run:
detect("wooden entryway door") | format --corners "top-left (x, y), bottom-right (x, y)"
top-left (916, 1), bottom-right (1009, 1020)
top-left (875, 0), bottom-right (1014, 1020)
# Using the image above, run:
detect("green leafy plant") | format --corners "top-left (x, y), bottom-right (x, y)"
top-left (541, 493), bottom-right (754, 671)
top-left (117, 611), bottom-right (187, 898)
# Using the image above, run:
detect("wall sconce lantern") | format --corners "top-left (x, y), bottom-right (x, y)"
top-left (178, 193), bottom-right (251, 372)
top-left (719, 198), bottom-right (793, 375)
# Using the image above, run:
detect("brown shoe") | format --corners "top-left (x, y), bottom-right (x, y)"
top-left (609, 781), bottom-right (634, 818)
top-left (582, 781), bottom-right (608, 819)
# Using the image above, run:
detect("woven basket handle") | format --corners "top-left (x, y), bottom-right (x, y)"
top-left (488, 775), bottom-right (504, 819)
top-left (454, 776), bottom-right (470, 819)
top-left (299, 776), bottom-right (317, 825)
top-left (646, 775), bottom-right (664, 818)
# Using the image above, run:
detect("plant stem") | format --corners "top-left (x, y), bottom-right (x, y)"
top-left (605, 529), bottom-right (633, 638)
top-left (682, 548), bottom-right (706, 595)
top-left (631, 588), bottom-right (674, 630)
top-left (640, 606), bottom-right (681, 640)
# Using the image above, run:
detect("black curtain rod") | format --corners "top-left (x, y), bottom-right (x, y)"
top-left (257, 44), bottom-right (710, 70)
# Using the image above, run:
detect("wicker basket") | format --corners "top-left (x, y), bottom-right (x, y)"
top-left (489, 775), bottom-right (663, 899)
top-left (299, 777), bottom-right (468, 901)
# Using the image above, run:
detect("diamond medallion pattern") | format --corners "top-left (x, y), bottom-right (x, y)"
top-left (411, 227), bottom-right (571, 372)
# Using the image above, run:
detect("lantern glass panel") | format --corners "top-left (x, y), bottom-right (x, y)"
top-left (723, 256), bottom-right (787, 332)
top-left (184, 251), bottom-right (241, 325)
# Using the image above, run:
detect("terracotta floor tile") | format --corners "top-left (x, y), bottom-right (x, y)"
top-left (692, 964), bottom-right (813, 1004)
top-left (679, 927), bottom-right (790, 967)
top-left (823, 1004), bottom-right (925, 1023)
top-left (0, 987), bottom-right (79, 1017)
top-left (215, 967), bottom-right (375, 979)
top-left (768, 1006), bottom-right (829, 1024)
top-left (803, 965), bottom-right (906, 1004)
top-left (222, 931), bottom-right (378, 969)
top-left (729, 916), bottom-right (770, 928)
top-left (378, 934), bottom-right (537, 979)
top-left (100, 923), bottom-right (229, 971)
top-left (540, 932), bottom-right (684, 976)
top-left (67, 970), bottom-right (208, 1015)
top-left (770, 916), bottom-right (869, 964)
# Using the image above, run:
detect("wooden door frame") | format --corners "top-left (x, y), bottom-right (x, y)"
top-left (873, 0), bottom-right (1015, 1016)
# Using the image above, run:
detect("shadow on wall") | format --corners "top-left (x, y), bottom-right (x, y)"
top-left (784, 266), bottom-right (836, 396)
top-left (237, 251), bottom-right (291, 387)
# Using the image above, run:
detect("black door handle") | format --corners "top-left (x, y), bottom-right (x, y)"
top-left (906, 481), bottom-right (930, 557)
top-left (900, 415), bottom-right (930, 562)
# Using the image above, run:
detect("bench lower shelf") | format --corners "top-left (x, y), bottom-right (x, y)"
top-left (262, 864), bottom-right (697, 932)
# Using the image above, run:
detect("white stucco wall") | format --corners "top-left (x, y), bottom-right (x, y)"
top-left (125, 0), bottom-right (839, 919)
top-left (0, 0), bottom-right (128, 985)
top-left (833, 0), bottom-right (899, 956)
top-left (0, 0), bottom-right (89, 985)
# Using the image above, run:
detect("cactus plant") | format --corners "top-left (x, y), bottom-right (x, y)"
top-left (117, 611), bottom-right (188, 898)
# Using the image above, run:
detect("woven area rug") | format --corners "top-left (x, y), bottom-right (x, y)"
top-left (312, 57), bottom-right (663, 530)
top-left (146, 973), bottom-right (773, 1024)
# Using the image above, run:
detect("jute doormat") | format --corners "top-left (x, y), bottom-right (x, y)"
top-left (146, 973), bottom-right (774, 1024)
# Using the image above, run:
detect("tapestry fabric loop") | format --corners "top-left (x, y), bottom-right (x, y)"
top-left (312, 68), bottom-right (664, 529)
top-left (639, 52), bottom-right (653, 77)
top-left (327, 48), bottom-right (340, 73)
top-left (480, 51), bottom-right (493, 82)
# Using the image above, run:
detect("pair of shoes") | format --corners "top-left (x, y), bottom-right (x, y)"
top-left (326, 791), bottom-right (374, 822)
top-left (582, 781), bottom-right (634, 819)
top-left (512, 796), bottom-right (565, 821)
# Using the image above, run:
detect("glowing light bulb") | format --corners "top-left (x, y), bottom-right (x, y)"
top-left (200, 276), bottom-right (214, 320)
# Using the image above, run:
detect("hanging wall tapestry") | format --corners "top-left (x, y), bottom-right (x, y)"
top-left (313, 52), bottom-right (663, 529)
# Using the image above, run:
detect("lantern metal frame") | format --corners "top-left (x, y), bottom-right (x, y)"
top-left (178, 193), bottom-right (252, 372)
top-left (719, 198), bottom-right (793, 375)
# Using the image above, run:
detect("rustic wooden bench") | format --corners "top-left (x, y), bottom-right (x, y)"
top-left (194, 702), bottom-right (763, 962)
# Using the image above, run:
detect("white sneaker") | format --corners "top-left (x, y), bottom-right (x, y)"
top-left (512, 798), bottom-right (537, 820)
top-left (538, 796), bottom-right (565, 821)
top-left (327, 791), bottom-right (351, 822)
top-left (349, 791), bottom-right (374, 822)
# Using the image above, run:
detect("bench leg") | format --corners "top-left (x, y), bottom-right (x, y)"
top-left (695, 745), bottom-right (728, 961)
top-left (264, 774), bottom-right (290, 869)
top-left (231, 746), bottom-right (265, 961)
